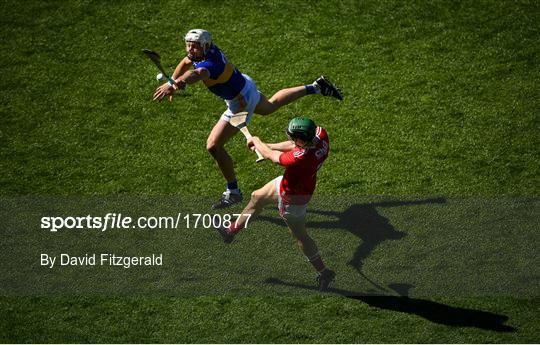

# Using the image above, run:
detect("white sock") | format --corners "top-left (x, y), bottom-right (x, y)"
top-left (312, 81), bottom-right (321, 94)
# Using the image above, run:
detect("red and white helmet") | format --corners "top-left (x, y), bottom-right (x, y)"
top-left (184, 29), bottom-right (212, 52)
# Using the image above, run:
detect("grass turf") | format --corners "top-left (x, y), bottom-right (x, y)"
top-left (0, 0), bottom-right (539, 343)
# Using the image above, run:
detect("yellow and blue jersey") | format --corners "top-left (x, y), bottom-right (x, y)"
top-left (193, 45), bottom-right (246, 100)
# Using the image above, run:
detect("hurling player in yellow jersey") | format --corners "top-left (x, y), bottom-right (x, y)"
top-left (153, 29), bottom-right (342, 209)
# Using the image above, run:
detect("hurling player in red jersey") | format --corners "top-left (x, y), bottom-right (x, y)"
top-left (215, 117), bottom-right (336, 291)
top-left (152, 29), bottom-right (343, 209)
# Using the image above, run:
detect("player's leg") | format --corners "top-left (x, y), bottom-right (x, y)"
top-left (255, 87), bottom-right (307, 115)
top-left (240, 179), bottom-right (279, 223)
top-left (211, 75), bottom-right (261, 209)
top-left (285, 217), bottom-right (318, 259)
top-left (214, 178), bottom-right (278, 243)
top-left (254, 76), bottom-right (343, 115)
top-left (207, 119), bottom-right (242, 209)
top-left (284, 209), bottom-right (336, 291)
top-left (207, 119), bottom-right (238, 182)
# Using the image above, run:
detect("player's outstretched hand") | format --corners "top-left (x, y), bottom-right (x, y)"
top-left (153, 83), bottom-right (173, 102)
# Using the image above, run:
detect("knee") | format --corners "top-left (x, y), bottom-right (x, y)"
top-left (264, 102), bottom-right (278, 115)
top-left (258, 107), bottom-right (274, 116)
top-left (206, 138), bottom-right (222, 157)
top-left (250, 190), bottom-right (265, 207)
top-left (256, 102), bottom-right (277, 116)
top-left (295, 232), bottom-right (310, 244)
top-left (292, 232), bottom-right (310, 247)
top-left (286, 219), bottom-right (309, 241)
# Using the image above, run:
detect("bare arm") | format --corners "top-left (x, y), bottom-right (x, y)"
top-left (153, 66), bottom-right (210, 101)
top-left (267, 140), bottom-right (296, 152)
top-left (173, 67), bottom-right (210, 88)
top-left (171, 56), bottom-right (193, 79)
top-left (250, 137), bottom-right (282, 163)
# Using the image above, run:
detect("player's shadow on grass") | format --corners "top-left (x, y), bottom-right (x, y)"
top-left (260, 198), bottom-right (516, 332)
top-left (259, 197), bottom-right (446, 280)
top-left (264, 278), bottom-right (516, 332)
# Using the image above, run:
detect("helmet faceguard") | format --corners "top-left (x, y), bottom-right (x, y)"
top-left (286, 117), bottom-right (317, 144)
top-left (184, 29), bottom-right (212, 61)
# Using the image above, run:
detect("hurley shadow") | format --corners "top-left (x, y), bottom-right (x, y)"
top-left (264, 278), bottom-right (516, 332)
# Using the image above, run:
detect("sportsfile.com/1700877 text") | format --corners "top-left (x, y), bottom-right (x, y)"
top-left (40, 213), bottom-right (252, 232)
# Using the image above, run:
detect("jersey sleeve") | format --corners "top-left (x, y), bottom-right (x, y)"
top-left (195, 60), bottom-right (222, 79)
top-left (279, 150), bottom-right (306, 167)
top-left (278, 151), bottom-right (295, 167)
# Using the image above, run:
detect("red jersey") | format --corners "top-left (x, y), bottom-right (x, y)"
top-left (278, 127), bottom-right (329, 205)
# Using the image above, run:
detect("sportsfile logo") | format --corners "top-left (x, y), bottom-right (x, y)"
top-left (41, 213), bottom-right (138, 232)
top-left (40, 213), bottom-right (251, 232)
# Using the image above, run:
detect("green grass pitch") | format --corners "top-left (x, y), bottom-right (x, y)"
top-left (1, 0), bottom-right (539, 343)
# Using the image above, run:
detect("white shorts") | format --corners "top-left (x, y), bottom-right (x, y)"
top-left (220, 74), bottom-right (261, 124)
top-left (274, 176), bottom-right (308, 221)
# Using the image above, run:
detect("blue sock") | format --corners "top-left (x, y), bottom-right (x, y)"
top-left (305, 85), bottom-right (316, 95)
top-left (227, 180), bottom-right (239, 191)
